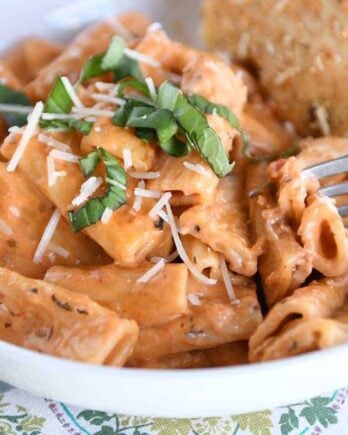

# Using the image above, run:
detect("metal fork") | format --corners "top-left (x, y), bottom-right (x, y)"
top-left (302, 156), bottom-right (348, 217)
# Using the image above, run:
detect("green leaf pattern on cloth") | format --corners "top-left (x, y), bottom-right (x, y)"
top-left (0, 386), bottom-right (347, 434)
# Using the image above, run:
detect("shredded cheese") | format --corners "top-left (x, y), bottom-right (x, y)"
top-left (238, 32), bottom-right (250, 57)
top-left (129, 171), bottom-right (160, 179)
top-left (147, 22), bottom-right (162, 32)
top-left (72, 176), bottom-right (103, 206)
top-left (38, 133), bottom-right (72, 153)
top-left (122, 148), bottom-right (132, 170)
top-left (61, 76), bottom-right (84, 108)
top-left (0, 104), bottom-right (32, 114)
top-left (49, 149), bottom-right (80, 163)
top-left (187, 293), bottom-right (201, 306)
top-left (41, 113), bottom-right (74, 120)
top-left (101, 207), bottom-right (113, 224)
top-left (274, 66), bottom-right (301, 85)
top-left (7, 101), bottom-right (44, 172)
top-left (149, 192), bottom-right (172, 219)
top-left (133, 180), bottom-right (145, 212)
top-left (0, 219), bottom-right (13, 236)
top-left (183, 161), bottom-right (214, 178)
top-left (124, 48), bottom-right (161, 68)
top-left (134, 187), bottom-right (161, 199)
top-left (145, 77), bottom-right (157, 100)
top-left (47, 155), bottom-right (57, 187)
top-left (165, 202), bottom-right (217, 285)
top-left (71, 107), bottom-right (115, 118)
top-left (89, 92), bottom-right (125, 106)
top-left (48, 242), bottom-right (69, 258)
top-left (95, 82), bottom-right (116, 92)
top-left (33, 208), bottom-right (61, 263)
top-left (136, 258), bottom-right (165, 283)
top-left (218, 254), bottom-right (239, 304)
top-left (314, 104), bottom-right (331, 136)
top-left (158, 209), bottom-right (169, 224)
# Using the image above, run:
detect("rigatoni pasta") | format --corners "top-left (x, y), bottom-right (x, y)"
top-left (1, 11), bottom-right (348, 370)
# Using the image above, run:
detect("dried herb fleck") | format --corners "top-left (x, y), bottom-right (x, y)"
top-left (51, 294), bottom-right (73, 311)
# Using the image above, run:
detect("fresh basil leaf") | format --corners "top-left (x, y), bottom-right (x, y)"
top-left (278, 141), bottom-right (299, 158)
top-left (44, 76), bottom-right (73, 114)
top-left (189, 93), bottom-right (250, 155)
top-left (114, 56), bottom-right (143, 82)
top-left (112, 100), bottom-right (145, 127)
top-left (68, 147), bottom-right (127, 232)
top-left (79, 53), bottom-right (105, 84)
top-left (126, 107), bottom-right (188, 156)
top-left (40, 118), bottom-right (93, 135)
top-left (158, 82), bottom-right (233, 177)
top-left (188, 94), bottom-right (240, 128)
top-left (79, 35), bottom-right (143, 84)
top-left (116, 79), bottom-right (150, 98)
top-left (101, 36), bottom-right (125, 70)
top-left (79, 36), bottom-right (125, 83)
top-left (135, 127), bottom-right (156, 142)
top-left (0, 84), bottom-right (32, 127)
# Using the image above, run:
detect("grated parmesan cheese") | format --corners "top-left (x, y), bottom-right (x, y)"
top-left (149, 192), bottom-right (172, 219)
top-left (238, 32), bottom-right (250, 57)
top-left (49, 149), bottom-right (80, 163)
top-left (0, 104), bottom-right (32, 114)
top-left (41, 113), bottom-right (75, 121)
top-left (47, 155), bottom-right (57, 187)
top-left (61, 76), bottom-right (84, 108)
top-left (38, 133), bottom-right (72, 152)
top-left (133, 180), bottom-right (145, 212)
top-left (165, 202), bottom-right (217, 286)
top-left (183, 161), bottom-right (214, 178)
top-left (123, 48), bottom-right (161, 68)
top-left (136, 258), bottom-right (165, 283)
top-left (122, 148), bottom-right (132, 170)
top-left (0, 219), bottom-right (13, 236)
top-left (218, 254), bottom-right (239, 304)
top-left (48, 242), bottom-right (69, 258)
top-left (7, 102), bottom-right (44, 172)
top-left (187, 293), bottom-right (201, 306)
top-left (129, 171), bottom-right (160, 180)
top-left (145, 77), bottom-right (157, 101)
top-left (72, 176), bottom-right (103, 206)
top-left (134, 187), bottom-right (161, 199)
top-left (158, 209), bottom-right (169, 224)
top-left (71, 107), bottom-right (115, 118)
top-left (274, 66), bottom-right (301, 85)
top-left (33, 208), bottom-right (61, 263)
top-left (89, 92), bottom-right (125, 106)
top-left (95, 82), bottom-right (116, 92)
top-left (147, 22), bottom-right (162, 33)
top-left (314, 104), bottom-right (331, 136)
top-left (101, 207), bottom-right (113, 224)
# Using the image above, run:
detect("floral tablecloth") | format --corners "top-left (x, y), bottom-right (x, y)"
top-left (0, 382), bottom-right (347, 435)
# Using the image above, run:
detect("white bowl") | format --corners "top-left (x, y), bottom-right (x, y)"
top-left (0, 0), bottom-right (347, 417)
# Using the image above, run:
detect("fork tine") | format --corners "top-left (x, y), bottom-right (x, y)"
top-left (320, 181), bottom-right (348, 197)
top-left (303, 155), bottom-right (348, 179)
top-left (337, 205), bottom-right (348, 217)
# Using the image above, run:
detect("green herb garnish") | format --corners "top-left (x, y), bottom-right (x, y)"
top-left (79, 36), bottom-right (142, 84)
top-left (0, 84), bottom-right (32, 127)
top-left (68, 147), bottom-right (127, 232)
top-left (40, 76), bottom-right (93, 134)
top-left (157, 82), bottom-right (233, 177)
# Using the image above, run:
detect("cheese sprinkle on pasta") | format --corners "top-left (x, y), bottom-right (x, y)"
top-left (7, 101), bottom-right (44, 172)
top-left (33, 208), bottom-right (61, 264)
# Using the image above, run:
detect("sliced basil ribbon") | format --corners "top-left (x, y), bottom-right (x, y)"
top-left (0, 84), bottom-right (32, 127)
top-left (79, 36), bottom-right (142, 84)
top-left (40, 76), bottom-right (92, 134)
top-left (68, 147), bottom-right (127, 232)
top-left (157, 82), bottom-right (233, 177)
